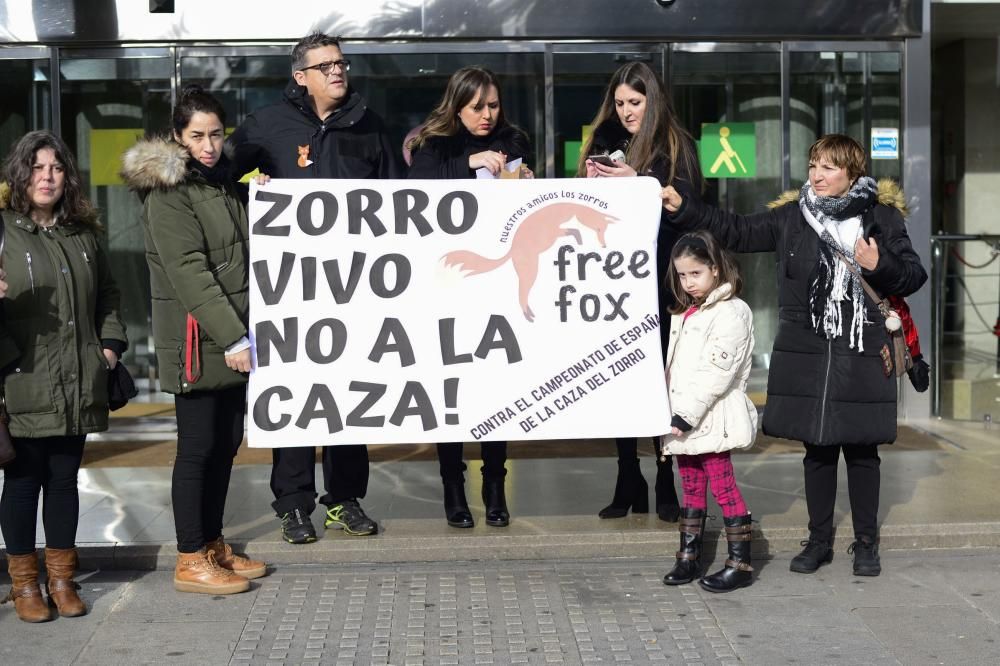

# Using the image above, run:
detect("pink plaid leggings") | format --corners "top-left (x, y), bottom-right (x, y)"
top-left (676, 452), bottom-right (748, 518)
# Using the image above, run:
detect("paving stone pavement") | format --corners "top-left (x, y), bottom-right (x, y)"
top-left (4, 551), bottom-right (1000, 665)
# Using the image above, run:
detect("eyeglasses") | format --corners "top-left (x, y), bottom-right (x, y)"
top-left (299, 59), bottom-right (351, 76)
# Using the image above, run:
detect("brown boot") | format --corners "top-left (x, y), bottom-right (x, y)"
top-left (174, 549), bottom-right (250, 595)
top-left (205, 536), bottom-right (267, 580)
top-left (44, 547), bottom-right (87, 617)
top-left (2, 551), bottom-right (53, 622)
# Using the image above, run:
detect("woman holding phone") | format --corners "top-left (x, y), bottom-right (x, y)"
top-left (578, 61), bottom-right (703, 522)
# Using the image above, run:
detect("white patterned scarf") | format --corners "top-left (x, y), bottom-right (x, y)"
top-left (799, 176), bottom-right (878, 351)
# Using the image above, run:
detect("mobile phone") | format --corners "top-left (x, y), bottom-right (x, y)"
top-left (588, 154), bottom-right (619, 167)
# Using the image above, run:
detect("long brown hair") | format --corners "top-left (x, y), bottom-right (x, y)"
top-left (666, 230), bottom-right (742, 314)
top-left (1, 130), bottom-right (100, 230)
top-left (577, 62), bottom-right (698, 186)
top-left (408, 66), bottom-right (509, 151)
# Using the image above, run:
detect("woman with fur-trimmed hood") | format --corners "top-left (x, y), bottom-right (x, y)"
top-left (662, 134), bottom-right (926, 579)
top-left (121, 85), bottom-right (265, 596)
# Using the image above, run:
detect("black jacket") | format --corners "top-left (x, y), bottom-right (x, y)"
top-left (407, 125), bottom-right (530, 180)
top-left (590, 119), bottom-right (703, 340)
top-left (669, 181), bottom-right (927, 446)
top-left (230, 81), bottom-right (403, 180)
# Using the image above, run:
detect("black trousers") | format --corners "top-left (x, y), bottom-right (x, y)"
top-left (270, 444), bottom-right (369, 516)
top-left (172, 385), bottom-right (245, 553)
top-left (0, 435), bottom-right (85, 555)
top-left (437, 442), bottom-right (507, 483)
top-left (803, 443), bottom-right (881, 542)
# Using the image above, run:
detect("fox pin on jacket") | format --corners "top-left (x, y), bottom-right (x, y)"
top-left (121, 137), bottom-right (250, 394)
top-left (668, 179), bottom-right (926, 447)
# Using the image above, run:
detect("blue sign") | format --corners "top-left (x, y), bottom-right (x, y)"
top-left (871, 128), bottom-right (899, 160)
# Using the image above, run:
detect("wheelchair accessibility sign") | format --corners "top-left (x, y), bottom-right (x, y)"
top-left (871, 128), bottom-right (899, 159)
top-left (698, 123), bottom-right (756, 178)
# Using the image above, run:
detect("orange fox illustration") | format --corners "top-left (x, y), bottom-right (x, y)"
top-left (297, 144), bottom-right (312, 168)
top-left (442, 202), bottom-right (618, 322)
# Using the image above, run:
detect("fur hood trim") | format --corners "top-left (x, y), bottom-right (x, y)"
top-left (767, 178), bottom-right (908, 216)
top-left (0, 181), bottom-right (10, 210)
top-left (120, 137), bottom-right (190, 191)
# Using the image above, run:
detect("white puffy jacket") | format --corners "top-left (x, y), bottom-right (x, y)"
top-left (662, 283), bottom-right (758, 456)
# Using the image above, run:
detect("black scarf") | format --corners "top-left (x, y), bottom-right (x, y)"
top-left (189, 153), bottom-right (233, 187)
top-left (802, 176), bottom-right (878, 349)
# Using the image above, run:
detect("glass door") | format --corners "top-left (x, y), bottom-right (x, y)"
top-left (670, 44), bottom-right (782, 376)
top-left (59, 48), bottom-right (173, 378)
top-left (0, 47), bottom-right (51, 157)
top-left (789, 47), bottom-right (902, 182)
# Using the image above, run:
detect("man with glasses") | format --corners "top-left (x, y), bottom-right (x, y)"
top-left (231, 32), bottom-right (400, 544)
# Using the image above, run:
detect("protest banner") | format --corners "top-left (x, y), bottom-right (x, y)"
top-left (247, 177), bottom-right (671, 446)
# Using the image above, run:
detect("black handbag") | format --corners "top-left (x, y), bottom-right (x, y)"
top-left (108, 362), bottom-right (138, 411)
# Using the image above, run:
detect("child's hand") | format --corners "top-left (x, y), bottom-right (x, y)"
top-left (670, 426), bottom-right (683, 437)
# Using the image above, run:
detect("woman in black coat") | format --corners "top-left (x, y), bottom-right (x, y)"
top-left (578, 61), bottom-right (702, 523)
top-left (407, 66), bottom-right (532, 528)
top-left (662, 134), bottom-right (927, 577)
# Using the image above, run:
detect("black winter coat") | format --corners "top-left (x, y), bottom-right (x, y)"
top-left (230, 82), bottom-right (403, 180)
top-left (407, 125), bottom-right (530, 179)
top-left (589, 119), bottom-right (703, 351)
top-left (670, 181), bottom-right (927, 446)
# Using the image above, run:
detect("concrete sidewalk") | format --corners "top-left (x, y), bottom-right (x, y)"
top-left (2, 552), bottom-right (999, 665)
top-left (2, 417), bottom-right (997, 569)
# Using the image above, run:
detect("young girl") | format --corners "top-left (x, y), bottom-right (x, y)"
top-left (660, 230), bottom-right (758, 593)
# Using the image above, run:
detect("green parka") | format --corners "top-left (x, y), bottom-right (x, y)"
top-left (0, 196), bottom-right (127, 438)
top-left (121, 138), bottom-right (249, 395)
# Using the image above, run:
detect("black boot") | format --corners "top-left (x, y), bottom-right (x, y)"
top-left (599, 458), bottom-right (649, 518)
top-left (654, 453), bottom-right (680, 522)
top-left (848, 537), bottom-right (881, 576)
top-left (443, 481), bottom-right (474, 528)
top-left (662, 508), bottom-right (706, 585)
top-left (789, 538), bottom-right (833, 574)
top-left (482, 477), bottom-right (510, 527)
top-left (699, 514), bottom-right (754, 593)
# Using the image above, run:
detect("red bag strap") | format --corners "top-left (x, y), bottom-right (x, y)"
top-left (185, 314), bottom-right (201, 383)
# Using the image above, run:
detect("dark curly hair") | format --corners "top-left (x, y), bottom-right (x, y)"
top-left (2, 130), bottom-right (99, 230)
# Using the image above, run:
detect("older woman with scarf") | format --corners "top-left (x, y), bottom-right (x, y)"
top-left (662, 134), bottom-right (926, 577)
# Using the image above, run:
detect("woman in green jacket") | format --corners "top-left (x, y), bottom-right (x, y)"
top-left (122, 86), bottom-right (265, 595)
top-left (0, 130), bottom-right (127, 622)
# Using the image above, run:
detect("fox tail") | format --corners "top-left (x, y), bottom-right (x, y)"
top-left (442, 250), bottom-right (511, 276)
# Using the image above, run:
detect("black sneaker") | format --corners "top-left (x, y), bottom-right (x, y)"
top-left (789, 539), bottom-right (833, 573)
top-left (848, 538), bottom-right (881, 576)
top-left (280, 508), bottom-right (317, 544)
top-left (324, 500), bottom-right (378, 536)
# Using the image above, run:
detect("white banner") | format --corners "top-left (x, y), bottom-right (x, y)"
top-left (247, 177), bottom-right (670, 446)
